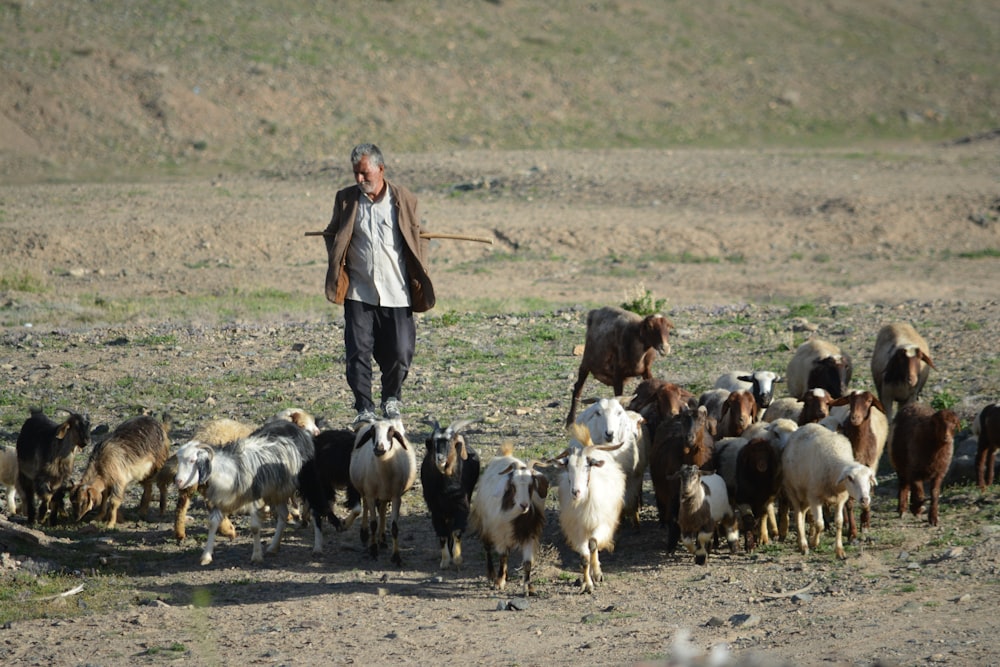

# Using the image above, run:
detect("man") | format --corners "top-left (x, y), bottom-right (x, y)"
top-left (324, 143), bottom-right (435, 426)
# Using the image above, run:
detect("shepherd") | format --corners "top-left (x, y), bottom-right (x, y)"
top-left (323, 143), bottom-right (436, 427)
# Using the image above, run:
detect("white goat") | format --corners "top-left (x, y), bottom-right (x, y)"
top-left (574, 398), bottom-right (646, 529)
top-left (676, 464), bottom-right (739, 565)
top-left (349, 418), bottom-right (417, 565)
top-left (0, 445), bottom-right (18, 515)
top-left (470, 441), bottom-right (549, 597)
top-left (553, 424), bottom-right (626, 593)
top-left (781, 423), bottom-right (876, 559)
top-left (174, 419), bottom-right (315, 565)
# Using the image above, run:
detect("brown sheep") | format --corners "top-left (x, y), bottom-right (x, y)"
top-left (889, 402), bottom-right (959, 527)
top-left (71, 415), bottom-right (171, 528)
top-left (716, 390), bottom-right (759, 438)
top-left (566, 306), bottom-right (673, 426)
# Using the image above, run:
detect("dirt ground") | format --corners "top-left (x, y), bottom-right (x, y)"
top-left (1, 142), bottom-right (1000, 666)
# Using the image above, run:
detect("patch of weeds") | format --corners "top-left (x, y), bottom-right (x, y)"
top-left (955, 248), bottom-right (1000, 259)
top-left (135, 333), bottom-right (178, 346)
top-left (787, 301), bottom-right (819, 319)
top-left (963, 320), bottom-right (983, 331)
top-left (931, 389), bottom-right (959, 411)
top-left (620, 285), bottom-right (667, 316)
top-left (0, 270), bottom-right (47, 293)
top-left (898, 583), bottom-right (918, 593)
top-left (142, 642), bottom-right (187, 656)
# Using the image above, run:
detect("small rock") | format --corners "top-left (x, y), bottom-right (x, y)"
top-left (792, 593), bottom-right (813, 604)
top-left (706, 616), bottom-right (726, 627)
top-left (894, 601), bottom-right (922, 614)
top-left (730, 613), bottom-right (760, 628)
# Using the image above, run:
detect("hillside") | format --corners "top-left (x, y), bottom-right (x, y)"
top-left (1, 0), bottom-right (998, 182)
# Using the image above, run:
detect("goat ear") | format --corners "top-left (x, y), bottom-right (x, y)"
top-left (737, 375), bottom-right (752, 383)
top-left (55, 422), bottom-right (71, 440)
top-left (497, 462), bottom-right (517, 476)
top-left (533, 472), bottom-right (549, 499)
top-left (355, 425), bottom-right (374, 449)
top-left (392, 428), bottom-right (408, 450)
top-left (196, 451), bottom-right (212, 484)
top-left (871, 396), bottom-right (887, 414)
top-left (586, 457), bottom-right (606, 468)
top-left (455, 436), bottom-right (468, 460)
top-left (920, 351), bottom-right (936, 370)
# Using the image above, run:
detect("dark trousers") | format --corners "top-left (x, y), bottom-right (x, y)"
top-left (343, 299), bottom-right (416, 412)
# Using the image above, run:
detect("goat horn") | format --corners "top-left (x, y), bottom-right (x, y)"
top-left (448, 418), bottom-right (481, 435)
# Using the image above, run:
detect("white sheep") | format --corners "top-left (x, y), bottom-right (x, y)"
top-left (0, 445), bottom-right (19, 515)
top-left (714, 370), bottom-right (783, 411)
top-left (574, 398), bottom-right (647, 529)
top-left (785, 338), bottom-right (853, 400)
top-left (553, 424), bottom-right (626, 593)
top-left (349, 418), bottom-right (417, 565)
top-left (676, 464), bottom-right (739, 565)
top-left (870, 322), bottom-right (936, 424)
top-left (174, 419), bottom-right (315, 565)
top-left (470, 441), bottom-right (549, 597)
top-left (781, 423), bottom-right (876, 559)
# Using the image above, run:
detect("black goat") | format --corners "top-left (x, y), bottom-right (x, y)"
top-left (16, 408), bottom-right (91, 526)
top-left (421, 418), bottom-right (481, 569)
top-left (297, 427), bottom-right (362, 555)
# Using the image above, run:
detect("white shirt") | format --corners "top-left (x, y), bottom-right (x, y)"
top-left (345, 188), bottom-right (411, 307)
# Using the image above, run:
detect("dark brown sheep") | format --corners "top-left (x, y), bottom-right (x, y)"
top-left (566, 306), bottom-right (673, 426)
top-left (974, 403), bottom-right (1000, 493)
top-left (889, 402), bottom-right (959, 527)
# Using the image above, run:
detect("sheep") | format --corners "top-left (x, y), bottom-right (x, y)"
top-left (716, 390), bottom-right (759, 438)
top-left (420, 418), bottom-right (481, 569)
top-left (797, 387), bottom-right (837, 425)
top-left (173, 419), bottom-right (315, 565)
top-left (158, 416), bottom-right (254, 542)
top-left (712, 434), bottom-right (782, 552)
top-left (15, 408), bottom-right (92, 526)
top-left (628, 378), bottom-right (696, 434)
top-left (575, 398), bottom-right (647, 529)
top-left (648, 405), bottom-right (715, 552)
top-left (551, 424), bottom-right (626, 593)
top-left (870, 322), bottom-right (936, 424)
top-left (826, 390), bottom-right (889, 538)
top-left (888, 402), bottom-right (959, 527)
top-left (762, 396), bottom-right (803, 423)
top-left (566, 305), bottom-right (674, 426)
top-left (974, 403), bottom-right (1000, 493)
top-left (0, 445), bottom-right (18, 515)
top-left (470, 441), bottom-right (549, 597)
top-left (676, 464), bottom-right (739, 565)
top-left (349, 418), bottom-right (417, 565)
top-left (70, 414), bottom-right (171, 529)
top-left (781, 423), bottom-right (876, 559)
top-left (296, 427), bottom-right (361, 555)
top-left (785, 338), bottom-right (853, 400)
top-left (697, 388), bottom-right (731, 424)
top-left (714, 370), bottom-right (783, 412)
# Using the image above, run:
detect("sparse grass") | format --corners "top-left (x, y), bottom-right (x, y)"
top-left (0, 270), bottom-right (47, 293)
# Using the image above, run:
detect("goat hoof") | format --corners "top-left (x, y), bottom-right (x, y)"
top-left (391, 553), bottom-right (403, 566)
top-left (199, 554), bottom-right (213, 566)
top-left (694, 554), bottom-right (707, 566)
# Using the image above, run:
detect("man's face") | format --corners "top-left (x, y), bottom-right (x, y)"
top-left (354, 156), bottom-right (385, 198)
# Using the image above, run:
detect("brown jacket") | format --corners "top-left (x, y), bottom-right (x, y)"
top-left (323, 180), bottom-right (435, 312)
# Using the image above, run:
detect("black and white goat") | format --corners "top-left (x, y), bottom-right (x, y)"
top-left (420, 418), bottom-right (481, 569)
top-left (297, 427), bottom-right (361, 555)
top-left (349, 418), bottom-right (417, 565)
top-left (173, 419), bottom-right (315, 565)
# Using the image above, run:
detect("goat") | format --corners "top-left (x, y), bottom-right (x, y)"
top-left (16, 408), bottom-right (91, 526)
top-left (158, 416), bottom-right (254, 542)
top-left (575, 398), bottom-right (647, 529)
top-left (0, 445), bottom-right (18, 515)
top-left (889, 402), bottom-right (959, 527)
top-left (785, 338), bottom-right (853, 400)
top-left (715, 370), bottom-right (783, 412)
top-left (870, 322), bottom-right (935, 424)
top-left (174, 419), bottom-right (315, 565)
top-left (566, 305), bottom-right (673, 426)
top-left (974, 403), bottom-right (1000, 493)
top-left (648, 405), bottom-right (714, 552)
top-left (628, 378), bottom-right (696, 435)
top-left (420, 418), bottom-right (481, 569)
top-left (826, 390), bottom-right (889, 538)
top-left (552, 424), bottom-right (626, 593)
top-left (297, 427), bottom-right (361, 555)
top-left (676, 464), bottom-right (739, 565)
top-left (781, 423), bottom-right (876, 559)
top-left (470, 442), bottom-right (549, 597)
top-left (70, 414), bottom-right (171, 529)
top-left (349, 418), bottom-right (417, 565)
top-left (713, 434), bottom-right (782, 552)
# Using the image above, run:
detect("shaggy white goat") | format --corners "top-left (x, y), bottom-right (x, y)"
top-left (574, 398), bottom-right (646, 529)
top-left (349, 418), bottom-right (417, 566)
top-left (174, 419), bottom-right (315, 565)
top-left (553, 424), bottom-right (626, 593)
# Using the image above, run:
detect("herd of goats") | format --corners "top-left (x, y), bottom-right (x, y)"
top-left (2, 304), bottom-right (999, 596)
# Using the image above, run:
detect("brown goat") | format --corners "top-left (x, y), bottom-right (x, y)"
top-left (16, 408), bottom-right (92, 526)
top-left (829, 390), bottom-right (888, 538)
top-left (566, 306), bottom-right (673, 426)
top-left (648, 405), bottom-right (714, 552)
top-left (889, 402), bottom-right (959, 526)
top-left (627, 378), bottom-right (695, 435)
top-left (974, 403), bottom-right (1000, 493)
top-left (71, 415), bottom-right (171, 529)
top-left (717, 390), bottom-right (759, 438)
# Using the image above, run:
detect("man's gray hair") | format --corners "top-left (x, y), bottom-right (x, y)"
top-left (351, 143), bottom-right (384, 168)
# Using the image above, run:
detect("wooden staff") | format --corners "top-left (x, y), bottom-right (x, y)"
top-left (304, 230), bottom-right (493, 244)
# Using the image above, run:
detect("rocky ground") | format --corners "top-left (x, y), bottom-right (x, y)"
top-left (1, 143), bottom-right (999, 666)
